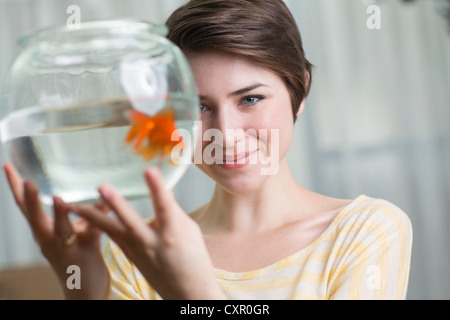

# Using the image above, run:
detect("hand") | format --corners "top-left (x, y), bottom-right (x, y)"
top-left (2, 163), bottom-right (111, 300)
top-left (72, 167), bottom-right (226, 300)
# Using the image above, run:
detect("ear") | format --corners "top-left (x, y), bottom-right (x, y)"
top-left (296, 71), bottom-right (310, 118)
top-left (296, 98), bottom-right (306, 118)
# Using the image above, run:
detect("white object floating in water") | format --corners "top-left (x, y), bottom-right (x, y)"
top-left (120, 54), bottom-right (168, 116)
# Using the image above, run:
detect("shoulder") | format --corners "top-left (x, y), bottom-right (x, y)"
top-left (331, 195), bottom-right (413, 249)
top-left (335, 195), bottom-right (411, 231)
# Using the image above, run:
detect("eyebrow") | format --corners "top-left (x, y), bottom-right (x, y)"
top-left (199, 83), bottom-right (267, 100)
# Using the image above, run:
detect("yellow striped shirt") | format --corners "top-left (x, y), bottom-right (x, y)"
top-left (102, 194), bottom-right (412, 300)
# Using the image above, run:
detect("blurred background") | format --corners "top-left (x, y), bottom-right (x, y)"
top-left (0, 0), bottom-right (449, 300)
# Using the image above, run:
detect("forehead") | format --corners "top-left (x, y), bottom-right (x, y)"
top-left (185, 51), bottom-right (283, 94)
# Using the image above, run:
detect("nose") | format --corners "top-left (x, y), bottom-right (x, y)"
top-left (212, 104), bottom-right (245, 149)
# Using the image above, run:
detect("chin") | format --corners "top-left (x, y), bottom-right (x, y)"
top-left (198, 163), bottom-right (269, 195)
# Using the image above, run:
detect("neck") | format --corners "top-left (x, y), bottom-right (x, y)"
top-left (200, 159), bottom-right (308, 234)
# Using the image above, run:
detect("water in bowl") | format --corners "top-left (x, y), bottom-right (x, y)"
top-left (0, 95), bottom-right (197, 205)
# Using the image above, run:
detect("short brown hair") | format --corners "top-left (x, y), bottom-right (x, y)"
top-left (166, 0), bottom-right (312, 121)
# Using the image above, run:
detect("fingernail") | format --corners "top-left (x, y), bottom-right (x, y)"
top-left (145, 167), bottom-right (158, 181)
top-left (99, 185), bottom-right (113, 201)
top-left (53, 196), bottom-right (62, 207)
top-left (24, 180), bottom-right (37, 192)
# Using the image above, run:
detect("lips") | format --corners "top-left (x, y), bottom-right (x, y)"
top-left (214, 150), bottom-right (258, 164)
top-left (213, 150), bottom-right (258, 171)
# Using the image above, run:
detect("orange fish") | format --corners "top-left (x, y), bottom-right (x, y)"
top-left (125, 107), bottom-right (183, 165)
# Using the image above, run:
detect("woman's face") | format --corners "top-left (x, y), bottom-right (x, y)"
top-left (187, 51), bottom-right (299, 194)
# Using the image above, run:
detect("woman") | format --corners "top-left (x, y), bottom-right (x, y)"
top-left (3, 0), bottom-right (412, 300)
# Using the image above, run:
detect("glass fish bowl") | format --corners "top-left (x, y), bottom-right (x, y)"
top-left (0, 20), bottom-right (199, 205)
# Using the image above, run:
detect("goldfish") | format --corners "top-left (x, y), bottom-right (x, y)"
top-left (125, 107), bottom-right (183, 165)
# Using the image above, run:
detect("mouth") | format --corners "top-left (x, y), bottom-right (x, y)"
top-left (215, 150), bottom-right (258, 170)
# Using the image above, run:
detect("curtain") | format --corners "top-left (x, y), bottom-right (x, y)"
top-left (0, 0), bottom-right (449, 299)
top-left (285, 0), bottom-right (450, 299)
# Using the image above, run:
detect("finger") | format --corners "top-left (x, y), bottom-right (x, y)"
top-left (98, 184), bottom-right (148, 235)
top-left (53, 197), bottom-right (74, 240)
top-left (70, 204), bottom-right (125, 239)
top-left (94, 202), bottom-right (111, 214)
top-left (3, 163), bottom-right (26, 214)
top-left (144, 167), bottom-right (177, 223)
top-left (23, 180), bottom-right (53, 241)
top-left (85, 202), bottom-right (110, 235)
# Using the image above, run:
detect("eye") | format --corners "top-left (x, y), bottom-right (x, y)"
top-left (199, 104), bottom-right (209, 113)
top-left (240, 95), bottom-right (265, 106)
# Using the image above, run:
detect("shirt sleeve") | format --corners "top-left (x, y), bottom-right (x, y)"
top-left (328, 199), bottom-right (413, 300)
top-left (102, 238), bottom-right (157, 300)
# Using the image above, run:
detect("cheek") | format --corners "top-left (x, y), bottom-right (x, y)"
top-left (254, 104), bottom-right (294, 152)
top-left (256, 123), bottom-right (293, 162)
